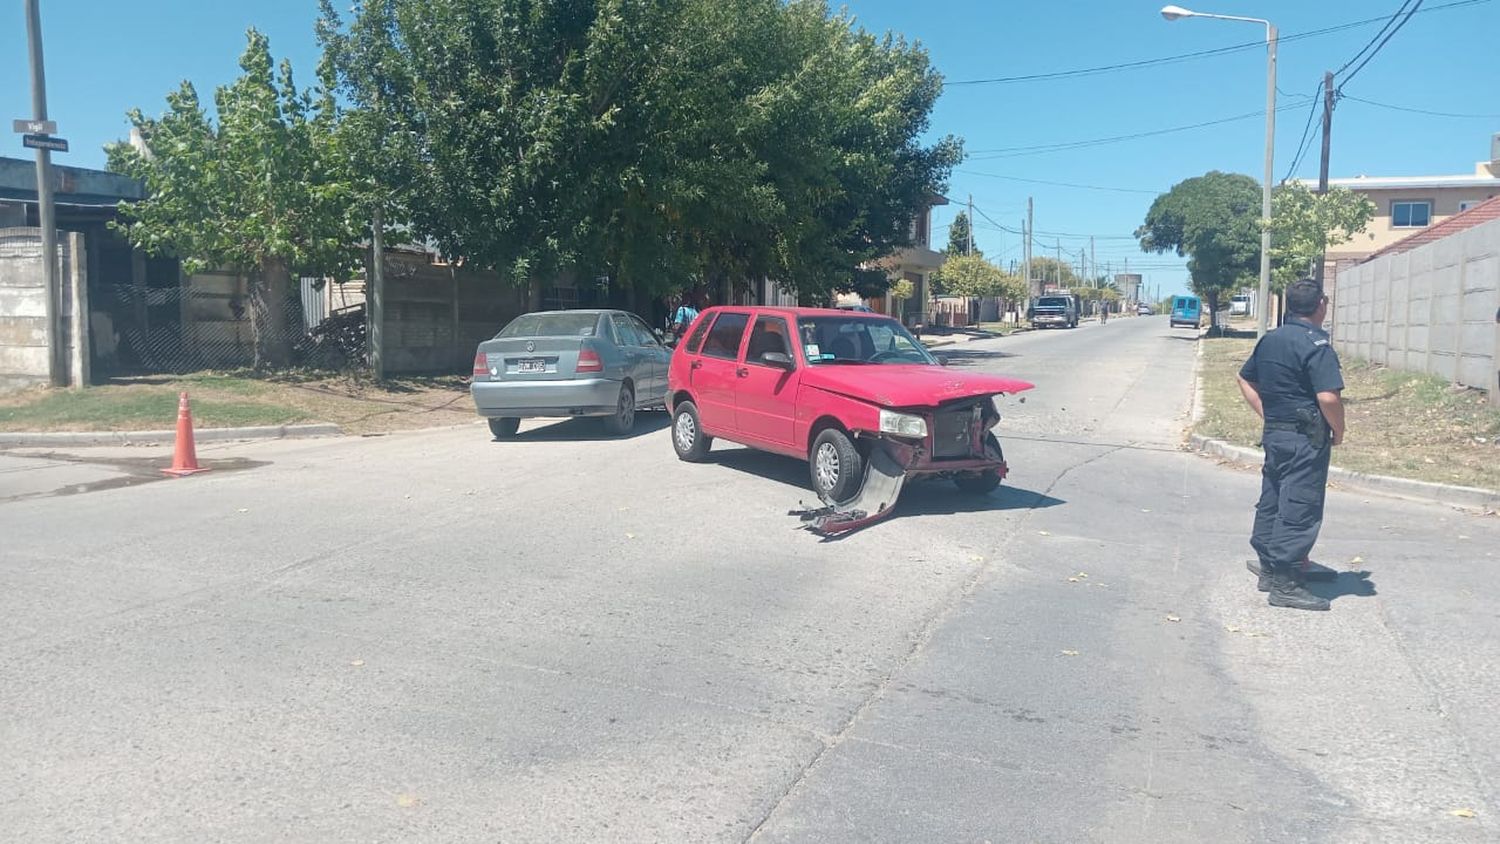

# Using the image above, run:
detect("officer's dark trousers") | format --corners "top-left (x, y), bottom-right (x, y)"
top-left (1250, 429), bottom-right (1332, 571)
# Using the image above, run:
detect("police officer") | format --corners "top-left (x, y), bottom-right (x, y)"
top-left (1235, 279), bottom-right (1346, 611)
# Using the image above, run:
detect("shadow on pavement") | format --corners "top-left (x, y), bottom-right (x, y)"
top-left (498, 412), bottom-right (671, 443)
top-left (708, 448), bottom-right (1067, 540)
top-left (937, 349), bottom-right (1019, 368)
top-left (709, 448), bottom-right (808, 489)
top-left (1307, 571), bottom-right (1377, 602)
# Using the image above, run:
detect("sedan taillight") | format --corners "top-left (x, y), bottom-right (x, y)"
top-left (472, 352), bottom-right (489, 379)
top-left (576, 347), bottom-right (603, 373)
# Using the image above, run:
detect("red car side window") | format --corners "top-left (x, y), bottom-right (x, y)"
top-left (684, 315), bottom-right (713, 354)
top-left (701, 312), bottom-right (750, 360)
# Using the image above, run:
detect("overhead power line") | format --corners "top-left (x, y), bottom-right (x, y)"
top-left (967, 103), bottom-right (1308, 160)
top-left (956, 170), bottom-right (1161, 195)
top-left (1281, 79), bottom-right (1329, 182)
top-left (942, 0), bottom-right (1490, 87)
top-left (1338, 0), bottom-right (1426, 86)
top-left (1341, 94), bottom-right (1500, 119)
top-left (1332, 0), bottom-right (1416, 77)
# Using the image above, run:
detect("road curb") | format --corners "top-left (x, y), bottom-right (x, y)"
top-left (1188, 433), bottom-right (1500, 512)
top-left (0, 423), bottom-right (343, 447)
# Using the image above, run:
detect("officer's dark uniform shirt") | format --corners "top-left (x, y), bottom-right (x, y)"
top-left (1238, 317), bottom-right (1344, 423)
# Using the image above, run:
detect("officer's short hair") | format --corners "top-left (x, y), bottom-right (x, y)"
top-left (1286, 279), bottom-right (1324, 316)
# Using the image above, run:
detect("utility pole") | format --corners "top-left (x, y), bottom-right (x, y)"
top-left (1055, 239), bottom-right (1062, 288)
top-left (369, 206), bottom-right (386, 380)
top-left (966, 194), bottom-right (974, 255)
top-left (25, 0), bottom-right (63, 387)
top-left (1314, 69), bottom-right (1335, 287)
top-left (1024, 197), bottom-right (1034, 298)
top-left (1090, 236), bottom-right (1096, 285)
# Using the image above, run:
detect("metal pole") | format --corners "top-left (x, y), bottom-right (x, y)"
top-left (369, 205), bottom-right (385, 380)
top-left (966, 194), bottom-right (974, 255)
top-left (26, 0), bottom-right (63, 387)
top-left (1256, 23), bottom-right (1278, 338)
top-left (1024, 197), bottom-right (1034, 298)
top-left (1314, 69), bottom-right (1335, 287)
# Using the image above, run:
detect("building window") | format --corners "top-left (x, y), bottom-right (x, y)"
top-left (1391, 201), bottom-right (1431, 228)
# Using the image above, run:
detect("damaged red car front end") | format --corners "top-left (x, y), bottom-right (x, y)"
top-left (792, 386), bottom-right (1031, 536)
top-left (666, 306), bottom-right (1033, 536)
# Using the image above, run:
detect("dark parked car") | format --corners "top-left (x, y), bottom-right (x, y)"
top-left (471, 309), bottom-right (671, 437)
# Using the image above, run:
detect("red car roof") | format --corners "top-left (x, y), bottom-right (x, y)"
top-left (700, 305), bottom-right (887, 318)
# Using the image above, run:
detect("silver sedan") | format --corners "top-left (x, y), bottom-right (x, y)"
top-left (471, 310), bottom-right (671, 438)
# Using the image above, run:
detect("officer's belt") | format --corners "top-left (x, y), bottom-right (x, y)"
top-left (1263, 420), bottom-right (1302, 432)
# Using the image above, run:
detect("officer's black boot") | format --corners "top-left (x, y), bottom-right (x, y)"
top-left (1266, 567), bottom-right (1330, 611)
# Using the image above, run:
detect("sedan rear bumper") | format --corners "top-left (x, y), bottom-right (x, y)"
top-left (471, 378), bottom-right (621, 418)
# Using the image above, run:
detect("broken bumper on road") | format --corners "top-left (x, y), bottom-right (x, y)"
top-left (792, 433), bottom-right (1009, 537)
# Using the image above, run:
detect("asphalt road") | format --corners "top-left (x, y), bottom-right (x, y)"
top-left (2, 315), bottom-right (1497, 843)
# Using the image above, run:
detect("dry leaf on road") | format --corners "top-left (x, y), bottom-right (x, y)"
top-left (349, 659), bottom-right (365, 667)
top-left (1449, 808), bottom-right (1477, 819)
top-left (1166, 615), bottom-right (1181, 623)
top-left (1060, 649), bottom-right (1080, 656)
top-left (395, 793), bottom-right (422, 808)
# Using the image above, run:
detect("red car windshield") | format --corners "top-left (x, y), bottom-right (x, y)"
top-left (797, 316), bottom-right (936, 366)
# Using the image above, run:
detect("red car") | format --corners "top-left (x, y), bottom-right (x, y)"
top-left (667, 306), bottom-right (1033, 531)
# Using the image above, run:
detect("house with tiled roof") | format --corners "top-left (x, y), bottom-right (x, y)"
top-left (1359, 195), bottom-right (1500, 263)
top-left (1299, 134), bottom-right (1500, 278)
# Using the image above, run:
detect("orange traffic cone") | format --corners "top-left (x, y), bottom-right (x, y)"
top-left (162, 391), bottom-right (210, 477)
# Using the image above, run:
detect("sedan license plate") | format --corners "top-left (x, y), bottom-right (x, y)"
top-left (517, 358), bottom-right (546, 373)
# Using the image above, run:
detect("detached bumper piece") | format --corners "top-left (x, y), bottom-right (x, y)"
top-left (791, 445), bottom-right (910, 537)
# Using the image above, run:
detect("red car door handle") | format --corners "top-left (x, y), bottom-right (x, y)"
top-left (736, 367), bottom-right (749, 378)
top-left (690, 361), bottom-right (702, 370)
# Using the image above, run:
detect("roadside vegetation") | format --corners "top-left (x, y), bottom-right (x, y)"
top-left (1197, 337), bottom-right (1500, 491)
top-left (0, 372), bottom-right (475, 436)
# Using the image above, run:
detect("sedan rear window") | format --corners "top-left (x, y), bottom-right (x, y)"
top-left (497, 312), bottom-right (600, 338)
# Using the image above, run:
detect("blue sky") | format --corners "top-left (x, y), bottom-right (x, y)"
top-left (5, 1), bottom-right (1496, 296)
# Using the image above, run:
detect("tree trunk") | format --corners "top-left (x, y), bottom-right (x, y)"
top-left (250, 257), bottom-right (296, 369)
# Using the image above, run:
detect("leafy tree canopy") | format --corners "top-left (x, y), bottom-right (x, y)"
top-left (1136, 171), bottom-right (1261, 320)
top-left (317, 0), bottom-right (961, 301)
top-left (1270, 182), bottom-right (1375, 289)
top-left (946, 210), bottom-right (977, 256)
top-left (933, 253), bottom-right (1025, 300)
top-left (108, 29), bottom-right (359, 368)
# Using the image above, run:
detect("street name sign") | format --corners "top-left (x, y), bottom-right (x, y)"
top-left (22, 134), bottom-right (68, 153)
top-left (12, 119), bottom-right (58, 135)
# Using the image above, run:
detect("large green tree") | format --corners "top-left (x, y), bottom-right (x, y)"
top-left (1136, 171), bottom-right (1261, 326)
top-left (109, 30), bottom-right (358, 368)
top-left (317, 0), bottom-right (960, 302)
top-left (1270, 182), bottom-right (1375, 288)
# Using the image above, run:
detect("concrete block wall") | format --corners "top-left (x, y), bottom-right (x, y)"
top-left (1333, 216), bottom-right (1500, 405)
top-left (0, 227), bottom-right (89, 390)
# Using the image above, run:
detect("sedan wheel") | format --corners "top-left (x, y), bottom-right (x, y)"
top-left (603, 383), bottom-right (636, 436)
top-left (487, 417), bottom-right (521, 439)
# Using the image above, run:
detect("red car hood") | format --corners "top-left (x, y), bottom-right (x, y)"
top-left (800, 364), bottom-right (1034, 408)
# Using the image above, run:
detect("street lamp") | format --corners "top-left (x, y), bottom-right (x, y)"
top-left (1161, 5), bottom-right (1277, 338)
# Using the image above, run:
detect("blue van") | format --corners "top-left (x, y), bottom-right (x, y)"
top-left (1170, 295), bottom-right (1202, 329)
